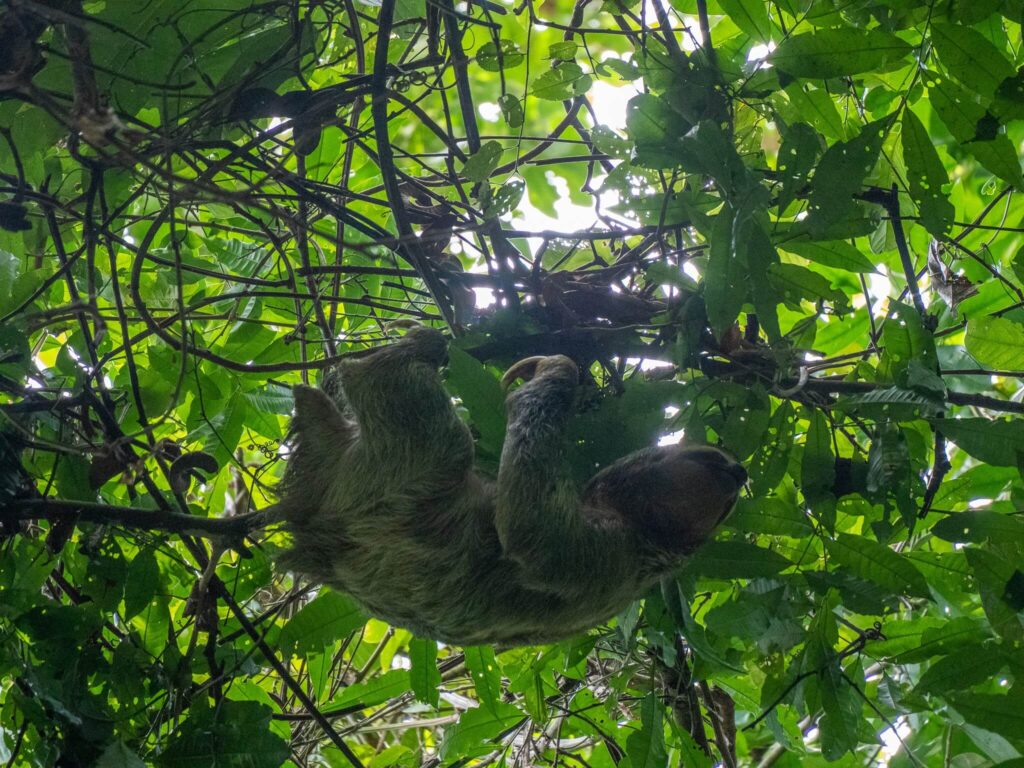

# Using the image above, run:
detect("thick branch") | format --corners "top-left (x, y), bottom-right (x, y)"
top-left (6, 498), bottom-right (265, 540)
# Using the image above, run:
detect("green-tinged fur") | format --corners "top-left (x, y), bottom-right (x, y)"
top-left (276, 327), bottom-right (744, 645)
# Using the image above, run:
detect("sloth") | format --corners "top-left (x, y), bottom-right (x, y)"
top-left (276, 327), bottom-right (746, 646)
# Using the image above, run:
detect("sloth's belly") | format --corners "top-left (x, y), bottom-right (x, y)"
top-left (329, 543), bottom-right (638, 646)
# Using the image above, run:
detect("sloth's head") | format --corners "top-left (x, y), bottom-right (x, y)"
top-left (582, 444), bottom-right (746, 554)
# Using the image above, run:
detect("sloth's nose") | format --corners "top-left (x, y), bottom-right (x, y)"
top-left (690, 448), bottom-right (747, 488)
top-left (723, 462), bottom-right (748, 485)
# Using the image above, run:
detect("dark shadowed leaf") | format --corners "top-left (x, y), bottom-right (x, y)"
top-left (935, 417), bottom-right (1024, 466)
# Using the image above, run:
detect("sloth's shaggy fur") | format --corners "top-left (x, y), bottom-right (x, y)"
top-left (276, 327), bottom-right (745, 645)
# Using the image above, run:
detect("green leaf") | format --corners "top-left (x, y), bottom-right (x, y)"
top-left (498, 94), bottom-right (524, 128)
top-left (720, 397), bottom-right (770, 460)
top-left (965, 134), bottom-right (1024, 190)
top-left (776, 122), bottom-right (821, 211)
top-left (935, 417), bottom-right (1024, 467)
top-left (596, 57), bottom-right (640, 81)
top-left (446, 345), bottom-right (506, 457)
top-left (881, 302), bottom-right (938, 384)
top-left (719, 0), bottom-right (772, 39)
top-left (801, 409), bottom-right (835, 499)
top-left (932, 511), bottom-right (1024, 544)
top-left (482, 178), bottom-right (524, 218)
top-left (131, 594), bottom-right (170, 658)
top-left (627, 93), bottom-right (685, 168)
top-left (748, 401), bottom-right (796, 495)
top-left (191, 387), bottom-right (247, 470)
top-left (461, 140), bottom-right (503, 183)
top-left (770, 29), bottom-right (911, 78)
top-left (677, 120), bottom-right (754, 197)
top-left (965, 316), bottom-right (1024, 370)
top-left (915, 644), bottom-right (1006, 695)
top-left (704, 206), bottom-right (744, 337)
top-left (55, 454), bottom-right (93, 502)
top-left (533, 62), bottom-right (592, 100)
top-left (741, 219), bottom-right (782, 341)
top-left (932, 23), bottom-right (1014, 100)
top-left (157, 701), bottom-right (289, 768)
top-left (123, 548), bottom-right (160, 621)
top-left (96, 741), bottom-right (146, 768)
top-left (590, 125), bottom-right (631, 158)
top-left (779, 238), bottom-right (875, 273)
top-left (836, 387), bottom-right (943, 419)
top-left (409, 636), bottom-right (441, 707)
top-left (926, 73), bottom-right (990, 143)
top-left (994, 69), bottom-right (1024, 122)
top-left (806, 117), bottom-right (890, 233)
top-left (476, 39), bottom-right (524, 72)
top-left (925, 72), bottom-right (1024, 189)
top-left (728, 497), bottom-right (813, 538)
top-left (947, 690), bottom-right (1024, 742)
top-left (964, 548), bottom-right (1024, 639)
top-left (465, 645), bottom-right (502, 715)
top-left (901, 109), bottom-right (954, 236)
top-left (328, 669), bottom-right (411, 709)
top-left (768, 262), bottom-right (847, 308)
top-left (867, 425), bottom-right (915, 529)
top-left (826, 533), bottom-right (930, 598)
top-left (627, 693), bottom-right (668, 768)
top-left (818, 663), bottom-right (861, 760)
top-left (242, 386), bottom-right (293, 415)
top-left (783, 87), bottom-right (845, 141)
top-left (279, 590), bottom-right (366, 657)
top-left (687, 540), bottom-right (792, 579)
top-left (548, 41), bottom-right (578, 60)
top-left (0, 317), bottom-right (30, 380)
top-left (439, 701), bottom-right (521, 761)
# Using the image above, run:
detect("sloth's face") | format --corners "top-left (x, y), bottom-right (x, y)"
top-left (659, 445), bottom-right (747, 540)
top-left (582, 444), bottom-right (746, 554)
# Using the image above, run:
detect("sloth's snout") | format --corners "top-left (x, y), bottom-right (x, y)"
top-left (723, 461), bottom-right (748, 485)
top-left (688, 447), bottom-right (747, 489)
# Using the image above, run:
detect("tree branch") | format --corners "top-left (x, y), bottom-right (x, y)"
top-left (6, 498), bottom-right (265, 541)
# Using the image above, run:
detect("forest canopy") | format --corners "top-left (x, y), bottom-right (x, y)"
top-left (1, 0), bottom-right (1024, 766)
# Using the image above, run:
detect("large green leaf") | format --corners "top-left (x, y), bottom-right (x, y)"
top-left (936, 417), bottom-right (1024, 466)
top-left (932, 511), bottom-right (1024, 544)
top-left (687, 540), bottom-right (793, 579)
top-left (157, 701), bottom-right (289, 768)
top-left (826, 533), bottom-right (930, 598)
top-left (901, 109), bottom-right (954, 236)
top-left (965, 317), bottom-right (1024, 370)
top-left (718, 0), bottom-right (772, 40)
top-left (948, 691), bottom-right (1024, 742)
top-left (279, 590), bottom-right (366, 657)
top-left (931, 23), bottom-right (1014, 100)
top-left (779, 239), bottom-right (875, 273)
top-left (770, 30), bottom-right (911, 78)
top-left (704, 206), bottom-right (745, 337)
top-left (409, 636), bottom-right (441, 707)
top-left (806, 117), bottom-right (890, 233)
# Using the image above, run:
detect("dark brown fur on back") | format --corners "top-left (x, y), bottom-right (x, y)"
top-left (277, 328), bottom-right (745, 645)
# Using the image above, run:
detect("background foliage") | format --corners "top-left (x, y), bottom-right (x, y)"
top-left (2, 0), bottom-right (1024, 765)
